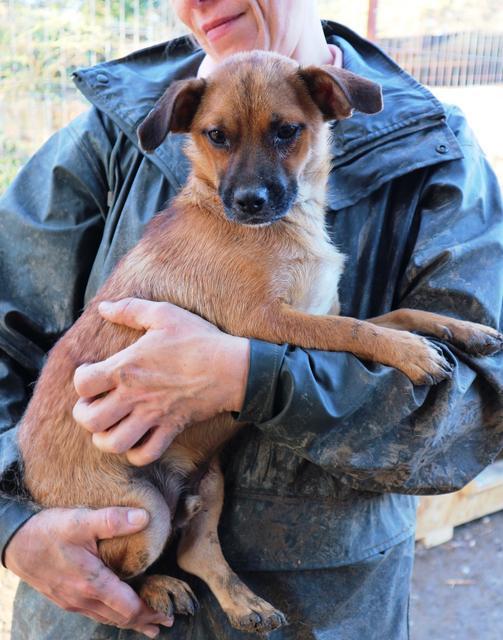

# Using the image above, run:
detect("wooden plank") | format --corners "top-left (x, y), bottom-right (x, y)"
top-left (421, 526), bottom-right (454, 549)
top-left (416, 461), bottom-right (503, 546)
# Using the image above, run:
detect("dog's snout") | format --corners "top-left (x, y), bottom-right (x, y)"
top-left (234, 186), bottom-right (268, 215)
top-left (220, 164), bottom-right (298, 226)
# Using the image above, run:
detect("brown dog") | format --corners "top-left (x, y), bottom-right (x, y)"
top-left (19, 51), bottom-right (502, 634)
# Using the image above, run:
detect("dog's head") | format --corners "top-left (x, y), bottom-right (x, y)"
top-left (138, 51), bottom-right (382, 226)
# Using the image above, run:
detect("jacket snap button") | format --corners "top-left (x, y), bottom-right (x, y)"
top-left (96, 73), bottom-right (109, 85)
top-left (436, 144), bottom-right (448, 154)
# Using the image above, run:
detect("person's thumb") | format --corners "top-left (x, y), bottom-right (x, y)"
top-left (68, 507), bottom-right (150, 544)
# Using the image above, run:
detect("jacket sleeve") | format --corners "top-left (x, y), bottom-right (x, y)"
top-left (237, 106), bottom-right (503, 495)
top-left (0, 108), bottom-right (111, 562)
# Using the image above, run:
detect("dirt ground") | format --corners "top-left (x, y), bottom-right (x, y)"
top-left (1, 510), bottom-right (502, 639)
top-left (411, 510), bottom-right (503, 640)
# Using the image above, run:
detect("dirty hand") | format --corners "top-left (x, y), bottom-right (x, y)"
top-left (4, 507), bottom-right (171, 638)
top-left (73, 298), bottom-right (250, 466)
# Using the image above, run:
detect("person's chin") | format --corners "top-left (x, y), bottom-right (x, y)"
top-left (203, 21), bottom-right (259, 58)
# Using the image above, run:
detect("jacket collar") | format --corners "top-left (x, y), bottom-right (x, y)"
top-left (73, 22), bottom-right (463, 209)
top-left (321, 22), bottom-right (463, 208)
top-left (73, 35), bottom-right (204, 191)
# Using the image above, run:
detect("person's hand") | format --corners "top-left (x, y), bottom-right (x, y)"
top-left (4, 507), bottom-right (172, 638)
top-left (73, 298), bottom-right (250, 466)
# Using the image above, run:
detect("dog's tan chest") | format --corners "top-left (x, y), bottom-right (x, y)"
top-left (278, 215), bottom-right (345, 316)
top-left (287, 246), bottom-right (344, 316)
top-left (294, 257), bottom-right (342, 315)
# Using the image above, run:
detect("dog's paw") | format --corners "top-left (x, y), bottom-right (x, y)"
top-left (139, 574), bottom-right (198, 617)
top-left (220, 575), bottom-right (287, 633)
top-left (439, 320), bottom-right (503, 357)
top-left (227, 599), bottom-right (287, 634)
top-left (395, 334), bottom-right (454, 385)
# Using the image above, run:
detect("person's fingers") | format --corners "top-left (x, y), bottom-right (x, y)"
top-left (56, 601), bottom-right (112, 625)
top-left (48, 538), bottom-right (170, 635)
top-left (91, 413), bottom-right (157, 454)
top-left (77, 601), bottom-right (161, 639)
top-left (98, 298), bottom-right (179, 331)
top-left (63, 507), bottom-right (150, 544)
top-left (47, 590), bottom-right (138, 629)
top-left (77, 608), bottom-right (111, 625)
top-left (85, 585), bottom-right (170, 634)
top-left (138, 626), bottom-right (160, 639)
top-left (94, 574), bottom-right (174, 629)
top-left (90, 565), bottom-right (148, 620)
top-left (74, 361), bottom-right (117, 398)
top-left (126, 424), bottom-right (178, 467)
top-left (73, 391), bottom-right (132, 433)
top-left (68, 599), bottom-right (122, 625)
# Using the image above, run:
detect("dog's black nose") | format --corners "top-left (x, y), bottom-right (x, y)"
top-left (234, 186), bottom-right (267, 215)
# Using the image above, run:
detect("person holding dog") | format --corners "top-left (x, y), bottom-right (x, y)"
top-left (1, 1), bottom-right (502, 639)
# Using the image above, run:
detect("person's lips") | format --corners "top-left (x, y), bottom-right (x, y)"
top-left (201, 12), bottom-right (246, 41)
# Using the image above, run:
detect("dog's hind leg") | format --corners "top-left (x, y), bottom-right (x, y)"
top-left (177, 458), bottom-right (287, 634)
top-left (97, 481), bottom-right (197, 618)
top-left (97, 482), bottom-right (171, 580)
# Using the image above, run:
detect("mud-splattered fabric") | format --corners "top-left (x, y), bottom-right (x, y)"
top-left (0, 19), bottom-right (502, 639)
top-left (12, 536), bottom-right (414, 639)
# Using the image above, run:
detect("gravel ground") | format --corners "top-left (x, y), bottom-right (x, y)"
top-left (411, 510), bottom-right (503, 640)
top-left (1, 511), bottom-right (502, 639)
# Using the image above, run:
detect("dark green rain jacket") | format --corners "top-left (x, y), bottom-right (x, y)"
top-left (1, 22), bottom-right (502, 577)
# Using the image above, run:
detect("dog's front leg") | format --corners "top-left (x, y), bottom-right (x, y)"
top-left (177, 457), bottom-right (287, 633)
top-left (252, 301), bottom-right (453, 385)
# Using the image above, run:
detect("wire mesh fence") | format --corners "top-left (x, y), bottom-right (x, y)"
top-left (0, 0), bottom-right (183, 190)
top-left (378, 31), bottom-right (503, 86)
top-left (1, 0), bottom-right (502, 191)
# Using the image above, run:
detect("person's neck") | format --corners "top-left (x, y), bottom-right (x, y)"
top-left (198, 19), bottom-right (342, 77)
top-left (291, 16), bottom-right (338, 67)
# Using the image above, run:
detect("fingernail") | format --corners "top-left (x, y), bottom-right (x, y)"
top-left (98, 301), bottom-right (113, 312)
top-left (145, 631), bottom-right (159, 639)
top-left (127, 508), bottom-right (149, 526)
top-left (161, 616), bottom-right (174, 627)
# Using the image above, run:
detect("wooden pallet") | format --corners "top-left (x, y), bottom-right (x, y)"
top-left (416, 460), bottom-right (503, 547)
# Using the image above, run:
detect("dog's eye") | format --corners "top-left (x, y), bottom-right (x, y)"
top-left (207, 129), bottom-right (228, 147)
top-left (276, 124), bottom-right (300, 141)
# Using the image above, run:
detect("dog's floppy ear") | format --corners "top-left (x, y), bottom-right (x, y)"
top-left (138, 77), bottom-right (207, 152)
top-left (298, 66), bottom-right (383, 120)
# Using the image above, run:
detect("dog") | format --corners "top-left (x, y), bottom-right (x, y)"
top-left (19, 51), bottom-right (503, 634)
